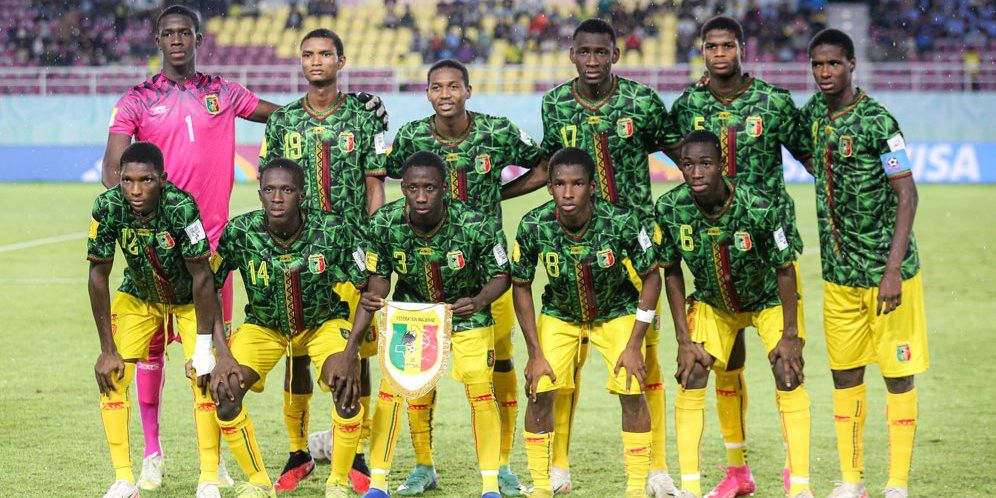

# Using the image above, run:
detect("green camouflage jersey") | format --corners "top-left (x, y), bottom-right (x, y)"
top-left (87, 182), bottom-right (210, 305)
top-left (365, 199), bottom-right (510, 332)
top-left (655, 181), bottom-right (796, 313)
top-left (539, 76), bottom-right (669, 226)
top-left (663, 76), bottom-right (809, 253)
top-left (385, 112), bottom-right (542, 225)
top-left (799, 89), bottom-right (919, 288)
top-left (259, 93), bottom-right (387, 226)
top-left (211, 209), bottom-right (367, 336)
top-left (511, 200), bottom-right (657, 323)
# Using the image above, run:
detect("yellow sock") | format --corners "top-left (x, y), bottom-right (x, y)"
top-left (100, 361), bottom-right (136, 483)
top-left (622, 431), bottom-right (652, 494)
top-left (675, 387), bottom-right (706, 496)
top-left (407, 390), bottom-right (436, 467)
top-left (283, 391), bottom-right (312, 453)
top-left (356, 394), bottom-right (371, 455)
top-left (524, 431), bottom-right (553, 496)
top-left (328, 406), bottom-right (365, 487)
top-left (492, 369), bottom-right (519, 467)
top-left (886, 388), bottom-right (918, 489)
top-left (217, 406), bottom-right (271, 487)
top-left (467, 382), bottom-right (501, 494)
top-left (714, 367), bottom-right (748, 467)
top-left (833, 384), bottom-right (867, 484)
top-left (777, 386), bottom-right (811, 495)
top-left (191, 378), bottom-right (221, 483)
top-left (644, 344), bottom-right (668, 472)
top-left (369, 382), bottom-right (403, 491)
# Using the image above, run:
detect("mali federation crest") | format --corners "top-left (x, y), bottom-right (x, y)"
top-left (616, 117), bottom-right (634, 138)
top-left (204, 94), bottom-right (221, 115)
top-left (733, 231), bottom-right (753, 252)
top-left (839, 136), bottom-right (854, 157)
top-left (596, 248), bottom-right (616, 268)
top-left (308, 254), bottom-right (326, 274)
top-left (896, 343), bottom-right (912, 362)
top-left (378, 301), bottom-right (452, 399)
top-left (446, 250), bottom-right (465, 270)
top-left (746, 116), bottom-right (763, 137)
top-left (338, 131), bottom-right (355, 153)
top-left (474, 154), bottom-right (492, 174)
top-left (155, 231), bottom-right (175, 250)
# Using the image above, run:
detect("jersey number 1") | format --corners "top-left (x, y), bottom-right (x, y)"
top-left (185, 115), bottom-right (195, 142)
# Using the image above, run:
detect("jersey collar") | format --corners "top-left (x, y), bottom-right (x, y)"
top-left (265, 210), bottom-right (307, 250)
top-left (153, 71), bottom-right (207, 90)
top-left (554, 202), bottom-right (595, 241)
top-left (707, 74), bottom-right (754, 105)
top-left (405, 203), bottom-right (449, 240)
top-left (826, 88), bottom-right (867, 121)
top-left (570, 75), bottom-right (619, 112)
top-left (693, 178), bottom-right (736, 221)
top-left (430, 111), bottom-right (475, 148)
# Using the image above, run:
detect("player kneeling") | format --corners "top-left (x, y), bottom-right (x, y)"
top-left (207, 159), bottom-right (372, 498)
top-left (655, 131), bottom-right (812, 498)
top-left (511, 148), bottom-right (665, 498)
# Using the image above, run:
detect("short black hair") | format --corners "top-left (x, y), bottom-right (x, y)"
top-left (573, 18), bottom-right (616, 46)
top-left (427, 58), bottom-right (470, 87)
top-left (700, 15), bottom-right (744, 45)
top-left (401, 151), bottom-right (447, 183)
top-left (808, 28), bottom-right (855, 60)
top-left (120, 141), bottom-right (164, 174)
top-left (157, 5), bottom-right (200, 34)
top-left (680, 130), bottom-right (722, 156)
top-left (301, 28), bottom-right (345, 57)
top-left (548, 147), bottom-right (595, 182)
top-left (259, 158), bottom-right (306, 189)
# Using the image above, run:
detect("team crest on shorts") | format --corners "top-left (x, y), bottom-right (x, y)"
top-left (839, 136), bottom-right (854, 157)
top-left (487, 349), bottom-right (495, 367)
top-left (746, 116), bottom-right (763, 137)
top-left (896, 343), bottom-right (911, 362)
top-left (734, 231), bottom-right (753, 251)
top-left (447, 250), bottom-right (465, 270)
top-left (338, 132), bottom-right (355, 153)
top-left (616, 117), bottom-right (634, 138)
top-left (308, 254), bottom-right (326, 274)
top-left (204, 94), bottom-right (221, 115)
top-left (475, 154), bottom-right (492, 174)
top-left (340, 328), bottom-right (351, 340)
top-left (596, 248), bottom-right (616, 268)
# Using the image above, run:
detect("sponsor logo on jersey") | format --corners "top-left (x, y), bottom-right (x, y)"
top-left (418, 247), bottom-right (434, 256)
top-left (596, 248), bottom-right (616, 268)
top-left (475, 154), bottom-right (492, 174)
top-left (446, 250), bottom-right (465, 270)
top-left (338, 131), bottom-right (355, 153)
top-left (587, 115), bottom-right (601, 124)
top-left (718, 111), bottom-right (732, 120)
top-left (616, 117), bottom-right (634, 138)
top-left (839, 136), bottom-right (853, 157)
top-left (746, 115), bottom-right (763, 137)
top-left (733, 231), bottom-right (753, 251)
top-left (205, 94), bottom-right (221, 115)
top-left (308, 253), bottom-right (326, 274)
top-left (896, 343), bottom-right (911, 362)
top-left (156, 231), bottom-right (175, 249)
top-left (707, 227), bottom-right (722, 236)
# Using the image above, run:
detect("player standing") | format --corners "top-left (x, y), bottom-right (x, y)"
top-left (655, 131), bottom-right (812, 498)
top-left (258, 28), bottom-right (388, 492)
top-left (660, 16), bottom-right (812, 497)
top-left (88, 142), bottom-right (223, 498)
top-left (208, 159), bottom-right (372, 498)
top-left (376, 58), bottom-right (543, 496)
top-left (511, 148), bottom-right (661, 498)
top-left (344, 151), bottom-right (509, 498)
top-left (801, 29), bottom-right (927, 498)
top-left (537, 18), bottom-right (675, 496)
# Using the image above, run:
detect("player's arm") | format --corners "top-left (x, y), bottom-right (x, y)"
top-left (246, 99), bottom-right (279, 123)
top-left (513, 281), bottom-right (554, 401)
top-left (88, 260), bottom-right (124, 396)
top-left (616, 267), bottom-right (661, 391)
top-left (101, 133), bottom-right (132, 188)
top-left (185, 258), bottom-right (220, 389)
top-left (879, 174), bottom-right (917, 315)
top-left (331, 274), bottom-right (389, 410)
top-left (205, 231), bottom-right (246, 401)
top-left (453, 274), bottom-right (510, 318)
top-left (500, 158), bottom-right (549, 199)
top-left (662, 263), bottom-right (710, 387)
top-left (770, 264), bottom-right (803, 388)
top-left (365, 176), bottom-right (385, 215)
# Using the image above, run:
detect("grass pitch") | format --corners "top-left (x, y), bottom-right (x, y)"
top-left (0, 182), bottom-right (992, 497)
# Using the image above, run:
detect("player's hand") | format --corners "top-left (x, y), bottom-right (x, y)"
top-left (769, 334), bottom-right (804, 388)
top-left (695, 70), bottom-right (711, 88)
top-left (674, 341), bottom-right (711, 389)
top-left (614, 345), bottom-right (647, 392)
top-left (360, 292), bottom-right (386, 313)
top-left (523, 354), bottom-right (556, 402)
top-left (95, 351), bottom-right (126, 396)
top-left (877, 270), bottom-right (903, 315)
top-left (353, 92), bottom-right (389, 131)
top-left (185, 359), bottom-right (195, 381)
top-left (451, 296), bottom-right (482, 318)
top-left (326, 352), bottom-right (362, 411)
top-left (210, 354), bottom-right (244, 403)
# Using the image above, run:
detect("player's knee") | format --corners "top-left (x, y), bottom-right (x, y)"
top-left (524, 391), bottom-right (555, 432)
top-left (684, 363), bottom-right (710, 389)
top-left (215, 394), bottom-right (242, 421)
top-left (618, 393), bottom-right (649, 417)
top-left (831, 367), bottom-right (865, 389)
top-left (773, 363), bottom-right (803, 391)
top-left (884, 375), bottom-right (914, 394)
top-left (334, 401), bottom-right (361, 419)
top-left (494, 358), bottom-right (514, 372)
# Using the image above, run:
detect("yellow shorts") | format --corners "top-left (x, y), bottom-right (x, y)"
top-left (333, 281), bottom-right (379, 359)
top-left (687, 299), bottom-right (806, 368)
top-left (228, 319), bottom-right (352, 392)
top-left (111, 291), bottom-right (199, 361)
top-left (623, 257), bottom-right (660, 348)
top-left (491, 288), bottom-right (515, 361)
top-left (449, 326), bottom-right (496, 385)
top-left (536, 313), bottom-right (646, 395)
top-left (823, 271), bottom-right (929, 377)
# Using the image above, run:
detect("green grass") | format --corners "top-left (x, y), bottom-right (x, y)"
top-left (0, 182), bottom-right (992, 497)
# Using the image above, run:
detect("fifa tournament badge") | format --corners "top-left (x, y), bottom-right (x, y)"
top-left (378, 301), bottom-right (452, 400)
top-left (204, 94), bottom-right (221, 115)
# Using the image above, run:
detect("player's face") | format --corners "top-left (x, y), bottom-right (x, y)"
top-left (301, 37), bottom-right (344, 84)
top-left (119, 162), bottom-right (164, 215)
top-left (259, 168), bottom-right (304, 222)
top-left (679, 142), bottom-right (723, 196)
top-left (427, 67), bottom-right (471, 119)
top-left (402, 166), bottom-right (446, 225)
top-left (548, 164), bottom-right (596, 218)
top-left (703, 29), bottom-right (741, 78)
top-left (810, 44), bottom-right (855, 96)
top-left (156, 14), bottom-right (200, 68)
top-left (570, 32), bottom-right (619, 87)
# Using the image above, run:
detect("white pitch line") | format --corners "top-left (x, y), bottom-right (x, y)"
top-left (0, 277), bottom-right (89, 284)
top-left (0, 232), bottom-right (88, 253)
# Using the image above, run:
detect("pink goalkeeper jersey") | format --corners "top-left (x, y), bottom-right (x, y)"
top-left (109, 72), bottom-right (260, 246)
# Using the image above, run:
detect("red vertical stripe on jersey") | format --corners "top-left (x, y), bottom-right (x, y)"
top-left (717, 245), bottom-right (743, 313)
top-left (594, 132), bottom-right (618, 203)
top-left (429, 262), bottom-right (445, 302)
top-left (824, 141), bottom-right (842, 252)
top-left (145, 245), bottom-right (175, 303)
top-left (291, 269), bottom-right (305, 334)
top-left (580, 262), bottom-right (598, 321)
top-left (320, 140), bottom-right (333, 212)
top-left (726, 126), bottom-right (738, 177)
top-left (457, 168), bottom-right (468, 201)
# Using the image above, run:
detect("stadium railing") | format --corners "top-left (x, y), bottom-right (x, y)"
top-left (0, 63), bottom-right (992, 95)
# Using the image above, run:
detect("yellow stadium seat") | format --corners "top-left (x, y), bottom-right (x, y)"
top-left (206, 17), bottom-right (223, 34)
